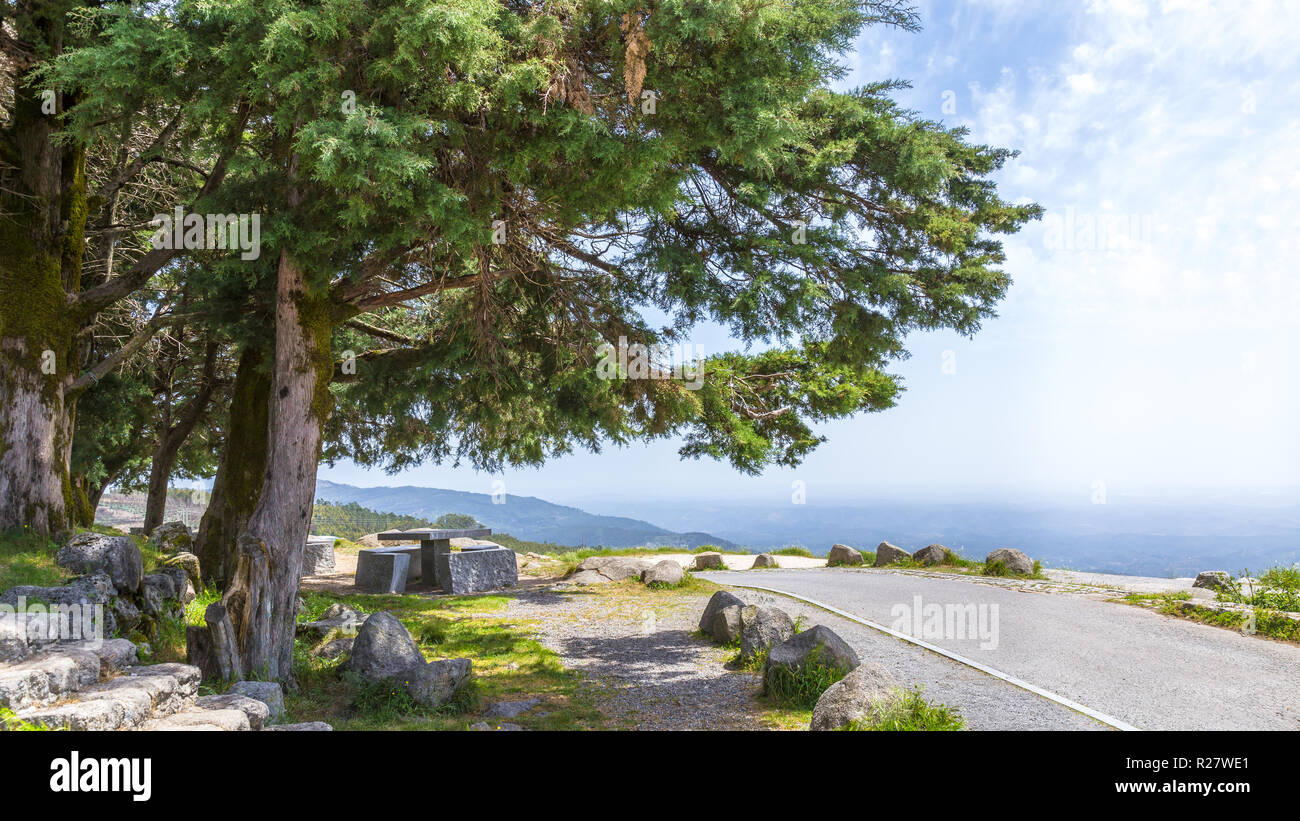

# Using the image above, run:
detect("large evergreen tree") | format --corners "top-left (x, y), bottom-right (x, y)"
top-left (51, 0), bottom-right (1038, 682)
top-left (0, 0), bottom-right (248, 535)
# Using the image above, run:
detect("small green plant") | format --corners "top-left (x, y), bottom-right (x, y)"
top-left (843, 687), bottom-right (965, 731)
top-left (646, 570), bottom-right (694, 591)
top-left (0, 706), bottom-right (49, 731)
top-left (772, 547), bottom-right (814, 558)
top-left (1218, 565), bottom-right (1300, 613)
top-left (729, 645), bottom-right (766, 670)
top-left (348, 672), bottom-right (478, 720)
top-left (762, 646), bottom-right (851, 709)
top-left (184, 587), bottom-right (223, 626)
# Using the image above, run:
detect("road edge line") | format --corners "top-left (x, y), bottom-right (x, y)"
top-left (720, 580), bottom-right (1142, 732)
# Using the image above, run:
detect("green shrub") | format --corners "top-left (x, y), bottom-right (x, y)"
top-left (1217, 564), bottom-right (1300, 613)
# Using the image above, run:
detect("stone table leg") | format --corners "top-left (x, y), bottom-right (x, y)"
top-left (421, 539), bottom-right (451, 589)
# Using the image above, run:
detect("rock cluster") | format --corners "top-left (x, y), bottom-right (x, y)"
top-left (2, 533), bottom-right (192, 650)
top-left (696, 591), bottom-right (911, 731)
top-left (345, 611), bottom-right (473, 708)
top-left (569, 556), bottom-right (655, 585)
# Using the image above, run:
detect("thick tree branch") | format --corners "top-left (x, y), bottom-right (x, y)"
top-left (70, 99), bottom-right (252, 319)
top-left (68, 312), bottom-right (172, 396)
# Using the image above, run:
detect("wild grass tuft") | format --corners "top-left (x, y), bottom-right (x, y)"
top-left (772, 547), bottom-right (814, 558)
top-left (843, 687), bottom-right (965, 731)
top-left (761, 646), bottom-right (851, 709)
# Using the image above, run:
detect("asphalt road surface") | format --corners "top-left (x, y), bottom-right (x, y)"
top-left (698, 567), bottom-right (1300, 731)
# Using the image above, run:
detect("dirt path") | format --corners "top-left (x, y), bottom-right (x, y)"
top-left (505, 585), bottom-right (777, 730)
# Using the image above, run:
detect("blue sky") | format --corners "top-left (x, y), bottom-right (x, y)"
top-left (321, 0), bottom-right (1300, 508)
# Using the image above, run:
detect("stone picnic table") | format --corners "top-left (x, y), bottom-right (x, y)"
top-left (356, 528), bottom-right (517, 595)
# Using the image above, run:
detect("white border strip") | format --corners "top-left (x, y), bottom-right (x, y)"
top-left (723, 581), bottom-right (1142, 732)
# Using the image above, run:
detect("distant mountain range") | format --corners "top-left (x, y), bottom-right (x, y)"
top-left (314, 479), bottom-right (737, 550)
top-left (316, 479), bottom-right (1300, 577)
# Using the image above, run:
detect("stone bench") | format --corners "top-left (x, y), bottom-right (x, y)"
top-left (301, 537), bottom-right (337, 576)
top-left (439, 547), bottom-right (518, 595)
top-left (354, 550), bottom-right (410, 594)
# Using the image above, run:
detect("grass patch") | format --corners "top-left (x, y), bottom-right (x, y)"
top-left (346, 671), bottom-right (479, 721)
top-left (1122, 591), bottom-right (1191, 604)
top-left (1122, 591), bottom-right (1300, 645)
top-left (771, 547), bottom-right (814, 558)
top-left (844, 687), bottom-right (965, 731)
top-left (0, 528), bottom-right (66, 590)
top-left (729, 645), bottom-right (767, 671)
top-left (761, 646), bottom-right (852, 710)
top-left (286, 589), bottom-right (606, 730)
top-left (1163, 600), bottom-right (1300, 644)
top-left (0, 524), bottom-right (179, 593)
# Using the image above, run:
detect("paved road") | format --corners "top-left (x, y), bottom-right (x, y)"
top-left (699, 567), bottom-right (1300, 731)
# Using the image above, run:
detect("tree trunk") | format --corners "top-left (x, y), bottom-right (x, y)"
top-left (0, 16), bottom-right (87, 537)
top-left (143, 343), bottom-right (219, 535)
top-left (196, 345), bottom-right (270, 586)
top-left (0, 374), bottom-right (77, 535)
top-left (223, 249), bottom-right (333, 681)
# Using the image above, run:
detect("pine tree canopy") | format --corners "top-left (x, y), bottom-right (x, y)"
top-left (52, 0), bottom-right (1040, 476)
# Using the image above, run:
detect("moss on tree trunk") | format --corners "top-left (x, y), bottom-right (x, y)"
top-left (0, 24), bottom-right (88, 537)
top-left (196, 345), bottom-right (270, 586)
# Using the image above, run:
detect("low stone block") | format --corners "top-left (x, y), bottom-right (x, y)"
top-left (302, 538), bottom-right (337, 576)
top-left (641, 559), bottom-right (685, 586)
top-left (355, 550), bottom-right (410, 594)
top-left (440, 548), bottom-right (518, 595)
top-left (1193, 571), bottom-right (1233, 592)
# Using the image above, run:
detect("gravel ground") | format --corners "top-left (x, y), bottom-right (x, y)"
top-left (507, 581), bottom-right (1107, 730)
top-left (506, 586), bottom-right (773, 730)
